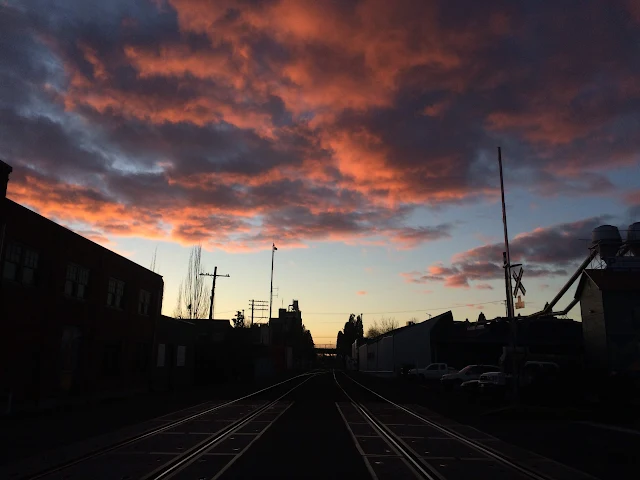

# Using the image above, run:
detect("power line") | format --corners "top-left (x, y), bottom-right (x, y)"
top-left (302, 300), bottom-right (508, 317)
top-left (216, 299), bottom-right (535, 322)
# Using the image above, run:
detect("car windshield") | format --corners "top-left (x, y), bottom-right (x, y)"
top-left (458, 366), bottom-right (474, 374)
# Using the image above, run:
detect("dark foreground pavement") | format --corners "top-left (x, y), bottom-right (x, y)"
top-left (348, 372), bottom-right (640, 480)
top-left (217, 371), bottom-right (370, 480)
top-left (0, 371), bottom-right (305, 467)
top-left (3, 369), bottom-right (633, 480)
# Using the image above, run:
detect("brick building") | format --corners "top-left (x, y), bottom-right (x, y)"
top-left (1, 160), bottom-right (164, 411)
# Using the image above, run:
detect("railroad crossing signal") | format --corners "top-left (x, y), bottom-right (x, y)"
top-left (512, 267), bottom-right (526, 298)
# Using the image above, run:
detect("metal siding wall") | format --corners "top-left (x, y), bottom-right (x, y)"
top-left (580, 279), bottom-right (607, 371)
top-left (378, 336), bottom-right (393, 371)
top-left (393, 322), bottom-right (432, 370)
top-left (603, 292), bottom-right (640, 373)
top-left (367, 342), bottom-right (378, 371)
top-left (358, 344), bottom-right (367, 371)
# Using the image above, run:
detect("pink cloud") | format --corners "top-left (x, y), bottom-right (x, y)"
top-left (2, 0), bottom-right (639, 257)
top-left (356, 290), bottom-right (367, 296)
top-left (402, 216), bottom-right (609, 289)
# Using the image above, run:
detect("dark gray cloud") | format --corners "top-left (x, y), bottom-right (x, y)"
top-left (1, 0), bottom-right (640, 251)
top-left (403, 216), bottom-right (613, 288)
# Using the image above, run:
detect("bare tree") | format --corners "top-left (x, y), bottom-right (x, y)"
top-left (366, 317), bottom-right (399, 338)
top-left (174, 245), bottom-right (207, 320)
top-left (173, 283), bottom-right (184, 318)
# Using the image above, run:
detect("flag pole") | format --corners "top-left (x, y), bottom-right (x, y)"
top-left (269, 243), bottom-right (276, 321)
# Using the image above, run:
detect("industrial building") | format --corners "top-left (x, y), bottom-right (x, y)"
top-left (356, 311), bottom-right (583, 375)
top-left (1, 160), bottom-right (164, 411)
top-left (357, 311), bottom-right (454, 374)
top-left (356, 222), bottom-right (640, 382)
top-left (573, 224), bottom-right (640, 377)
top-left (152, 316), bottom-right (196, 392)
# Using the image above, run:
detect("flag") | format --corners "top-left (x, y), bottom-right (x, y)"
top-left (273, 243), bottom-right (277, 251)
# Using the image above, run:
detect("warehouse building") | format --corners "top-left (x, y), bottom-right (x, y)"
top-left (1, 160), bottom-right (164, 412)
top-left (357, 311), bottom-right (583, 376)
top-left (151, 316), bottom-right (196, 392)
top-left (357, 311), bottom-right (454, 374)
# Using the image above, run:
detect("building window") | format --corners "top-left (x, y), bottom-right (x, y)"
top-left (2, 241), bottom-right (38, 285)
top-left (21, 249), bottom-right (39, 285)
top-left (157, 343), bottom-right (165, 367)
top-left (65, 263), bottom-right (89, 299)
top-left (177, 346), bottom-right (186, 367)
top-left (107, 277), bottom-right (125, 308)
top-left (138, 289), bottom-right (151, 315)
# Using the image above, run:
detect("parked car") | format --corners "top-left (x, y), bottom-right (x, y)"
top-left (478, 371), bottom-right (512, 399)
top-left (460, 378), bottom-right (482, 397)
top-left (408, 363), bottom-right (457, 381)
top-left (441, 364), bottom-right (501, 391)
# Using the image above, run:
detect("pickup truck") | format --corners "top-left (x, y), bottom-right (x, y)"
top-left (408, 363), bottom-right (457, 381)
top-left (440, 364), bottom-right (501, 390)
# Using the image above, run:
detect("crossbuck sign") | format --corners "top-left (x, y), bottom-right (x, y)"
top-left (512, 266), bottom-right (526, 309)
top-left (512, 267), bottom-right (526, 297)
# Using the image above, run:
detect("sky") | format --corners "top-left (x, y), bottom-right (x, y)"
top-left (2, 0), bottom-right (640, 347)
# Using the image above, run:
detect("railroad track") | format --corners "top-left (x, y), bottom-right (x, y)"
top-left (16, 372), bottom-right (318, 480)
top-left (334, 370), bottom-right (598, 480)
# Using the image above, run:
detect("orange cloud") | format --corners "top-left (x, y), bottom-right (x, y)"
top-left (4, 0), bottom-right (640, 256)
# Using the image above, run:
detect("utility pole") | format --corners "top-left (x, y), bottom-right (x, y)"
top-left (498, 147), bottom-right (518, 401)
top-left (269, 243), bottom-right (277, 321)
top-left (199, 266), bottom-right (230, 320)
top-left (248, 299), bottom-right (269, 324)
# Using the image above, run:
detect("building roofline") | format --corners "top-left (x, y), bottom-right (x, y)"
top-left (0, 159), bottom-right (13, 174)
top-left (161, 315), bottom-right (195, 326)
top-left (4, 198), bottom-right (163, 279)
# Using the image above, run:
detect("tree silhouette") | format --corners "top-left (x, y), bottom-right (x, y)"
top-left (477, 312), bottom-right (487, 323)
top-left (335, 313), bottom-right (364, 358)
top-left (366, 317), bottom-right (399, 338)
top-left (173, 245), bottom-right (207, 319)
top-left (233, 310), bottom-right (245, 328)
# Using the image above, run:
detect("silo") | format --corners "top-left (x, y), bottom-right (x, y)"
top-left (627, 222), bottom-right (640, 257)
top-left (591, 225), bottom-right (622, 263)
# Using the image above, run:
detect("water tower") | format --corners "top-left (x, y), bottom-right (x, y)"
top-left (591, 225), bottom-right (622, 265)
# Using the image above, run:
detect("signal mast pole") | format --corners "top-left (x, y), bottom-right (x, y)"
top-left (498, 147), bottom-right (514, 319)
top-left (498, 147), bottom-right (518, 400)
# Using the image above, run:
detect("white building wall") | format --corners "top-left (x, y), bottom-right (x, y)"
top-left (367, 342), bottom-right (378, 371)
top-left (392, 320), bottom-right (436, 370)
top-left (378, 335), bottom-right (394, 371)
top-left (358, 344), bottom-right (368, 371)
